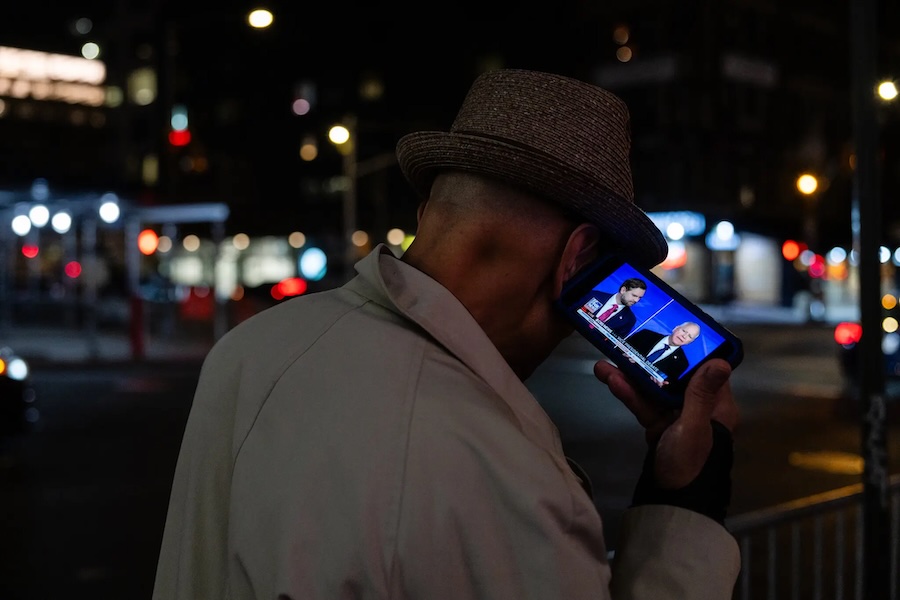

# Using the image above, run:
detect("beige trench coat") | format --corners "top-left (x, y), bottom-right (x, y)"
top-left (153, 244), bottom-right (739, 599)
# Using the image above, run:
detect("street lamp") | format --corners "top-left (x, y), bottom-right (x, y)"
top-left (877, 80), bottom-right (897, 101)
top-left (796, 173), bottom-right (818, 195)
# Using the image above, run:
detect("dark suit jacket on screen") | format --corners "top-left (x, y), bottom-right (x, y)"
top-left (625, 328), bottom-right (690, 381)
top-left (590, 291), bottom-right (636, 337)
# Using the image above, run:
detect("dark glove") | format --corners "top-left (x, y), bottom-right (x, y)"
top-left (630, 420), bottom-right (733, 524)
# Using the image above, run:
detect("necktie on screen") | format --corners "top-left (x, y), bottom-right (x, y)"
top-left (646, 344), bottom-right (669, 363)
top-left (597, 303), bottom-right (618, 321)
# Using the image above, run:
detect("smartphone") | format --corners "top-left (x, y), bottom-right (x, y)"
top-left (554, 254), bottom-right (743, 408)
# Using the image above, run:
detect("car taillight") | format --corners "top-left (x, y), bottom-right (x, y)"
top-left (834, 322), bottom-right (863, 346)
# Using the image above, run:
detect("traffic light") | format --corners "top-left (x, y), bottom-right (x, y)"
top-left (168, 104), bottom-right (191, 147)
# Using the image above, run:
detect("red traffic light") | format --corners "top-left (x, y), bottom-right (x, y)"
top-left (168, 129), bottom-right (191, 147)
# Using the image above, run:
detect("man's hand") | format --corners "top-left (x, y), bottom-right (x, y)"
top-left (594, 358), bottom-right (738, 489)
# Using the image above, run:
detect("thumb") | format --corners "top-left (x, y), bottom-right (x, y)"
top-left (653, 360), bottom-right (733, 489)
top-left (680, 359), bottom-right (731, 429)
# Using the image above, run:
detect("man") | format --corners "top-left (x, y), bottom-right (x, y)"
top-left (583, 277), bottom-right (647, 336)
top-left (153, 69), bottom-right (740, 599)
top-left (626, 321), bottom-right (701, 385)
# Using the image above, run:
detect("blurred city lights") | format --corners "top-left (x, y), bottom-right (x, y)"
top-left (386, 228), bottom-right (405, 246)
top-left (183, 234), bottom-right (201, 252)
top-left (835, 321), bottom-right (862, 346)
top-left (659, 240), bottom-right (688, 270)
top-left (128, 67), bottom-right (156, 105)
top-left (138, 229), bottom-right (159, 255)
top-left (299, 247), bottom-right (327, 281)
top-left (271, 277), bottom-right (308, 301)
top-left (705, 220), bottom-right (740, 251)
top-left (64, 260), bottom-right (82, 278)
top-left (401, 235), bottom-right (415, 251)
top-left (808, 254), bottom-right (826, 278)
top-left (648, 211), bottom-right (706, 236)
top-left (796, 173), bottom-right (818, 195)
top-left (50, 211), bottom-right (72, 233)
top-left (883, 294), bottom-right (898, 310)
top-left (716, 221), bottom-right (734, 238)
top-left (351, 230), bottom-right (369, 247)
top-left (894, 247), bottom-right (900, 266)
top-left (877, 80), bottom-right (898, 101)
top-left (292, 99), bottom-right (311, 116)
top-left (288, 231), bottom-right (306, 248)
top-left (826, 246), bottom-right (847, 264)
top-left (11, 215), bottom-right (31, 236)
top-left (666, 222), bottom-right (685, 240)
top-left (6, 357), bottom-right (28, 381)
top-left (81, 42), bottom-right (100, 60)
top-left (884, 332), bottom-right (900, 355)
top-left (28, 204), bottom-right (49, 227)
top-left (168, 129), bottom-right (191, 147)
top-left (879, 245), bottom-right (891, 263)
top-left (31, 178), bottom-right (49, 201)
top-left (299, 136), bottom-right (317, 161)
top-left (157, 236), bottom-right (172, 253)
top-left (170, 104), bottom-right (189, 130)
top-left (247, 9), bottom-right (274, 29)
top-left (22, 244), bottom-right (39, 258)
top-left (98, 194), bottom-right (120, 223)
top-left (232, 233), bottom-right (250, 250)
top-left (616, 47), bottom-right (633, 62)
top-left (782, 240), bottom-right (802, 260)
top-left (884, 317), bottom-right (899, 334)
top-left (74, 17), bottom-right (93, 35)
top-left (328, 125), bottom-right (350, 145)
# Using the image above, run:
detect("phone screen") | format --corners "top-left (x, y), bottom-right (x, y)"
top-left (557, 256), bottom-right (742, 406)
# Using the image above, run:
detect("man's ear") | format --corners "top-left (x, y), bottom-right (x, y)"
top-left (553, 223), bottom-right (601, 298)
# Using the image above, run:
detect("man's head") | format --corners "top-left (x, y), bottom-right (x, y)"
top-left (668, 322), bottom-right (700, 347)
top-left (616, 278), bottom-right (647, 307)
top-left (395, 69), bottom-right (666, 379)
top-left (396, 68), bottom-right (667, 268)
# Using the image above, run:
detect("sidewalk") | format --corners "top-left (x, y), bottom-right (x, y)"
top-left (1, 301), bottom-right (856, 368)
top-left (0, 324), bottom-right (214, 367)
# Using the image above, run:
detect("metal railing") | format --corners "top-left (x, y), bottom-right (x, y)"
top-left (726, 474), bottom-right (900, 599)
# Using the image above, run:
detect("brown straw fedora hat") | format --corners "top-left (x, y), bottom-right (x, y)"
top-left (395, 68), bottom-right (668, 267)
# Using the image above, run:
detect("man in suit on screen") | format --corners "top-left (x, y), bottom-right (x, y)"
top-left (625, 321), bottom-right (700, 385)
top-left (582, 277), bottom-right (646, 336)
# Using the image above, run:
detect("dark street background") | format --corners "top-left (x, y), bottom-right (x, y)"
top-left (1, 319), bottom-right (897, 599)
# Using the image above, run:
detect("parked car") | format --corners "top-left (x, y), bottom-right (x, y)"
top-left (833, 321), bottom-right (900, 402)
top-left (0, 345), bottom-right (38, 435)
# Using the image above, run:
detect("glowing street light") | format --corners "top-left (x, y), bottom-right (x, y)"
top-left (796, 173), bottom-right (819, 195)
top-left (247, 9), bottom-right (274, 29)
top-left (877, 80), bottom-right (898, 101)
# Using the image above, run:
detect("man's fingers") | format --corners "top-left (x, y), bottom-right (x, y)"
top-left (594, 360), bottom-right (668, 431)
top-left (680, 359), bottom-right (732, 427)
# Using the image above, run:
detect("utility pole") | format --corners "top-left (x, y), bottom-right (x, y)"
top-left (849, 0), bottom-right (890, 596)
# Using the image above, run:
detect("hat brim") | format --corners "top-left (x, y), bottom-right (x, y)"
top-left (396, 131), bottom-right (668, 268)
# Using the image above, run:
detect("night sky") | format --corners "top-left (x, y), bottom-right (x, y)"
top-left (5, 2), bottom-right (626, 236)
top-left (4, 1), bottom-right (897, 243)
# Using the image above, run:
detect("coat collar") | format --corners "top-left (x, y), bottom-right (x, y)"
top-left (347, 244), bottom-right (567, 462)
